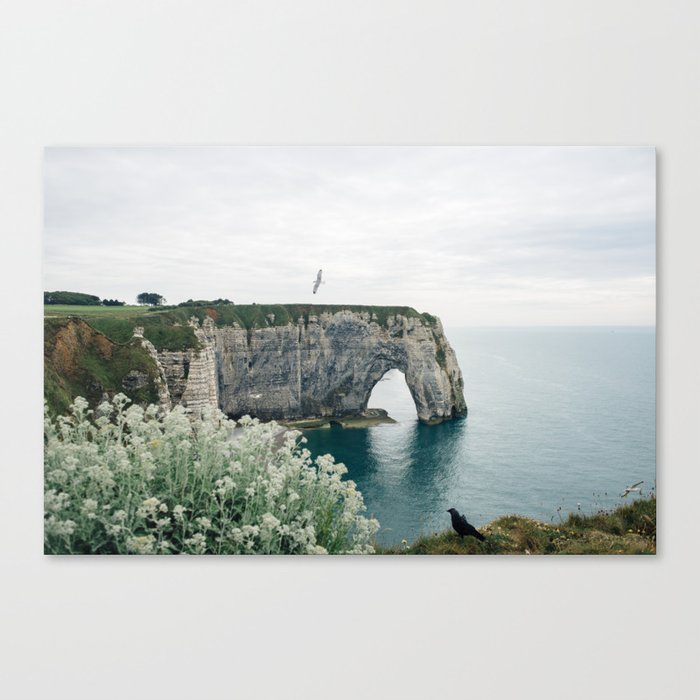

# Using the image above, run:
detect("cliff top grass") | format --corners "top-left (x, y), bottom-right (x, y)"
top-left (45, 303), bottom-right (439, 349)
top-left (377, 495), bottom-right (656, 555)
top-left (204, 303), bottom-right (437, 329)
top-left (45, 305), bottom-right (200, 350)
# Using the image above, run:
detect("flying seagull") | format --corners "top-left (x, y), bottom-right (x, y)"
top-left (447, 508), bottom-right (485, 541)
top-left (621, 481), bottom-right (644, 498)
top-left (312, 269), bottom-right (324, 294)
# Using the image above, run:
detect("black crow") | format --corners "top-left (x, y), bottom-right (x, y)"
top-left (447, 508), bottom-right (485, 541)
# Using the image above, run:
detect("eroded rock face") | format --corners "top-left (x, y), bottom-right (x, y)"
top-left (155, 309), bottom-right (466, 424)
top-left (121, 369), bottom-right (149, 391)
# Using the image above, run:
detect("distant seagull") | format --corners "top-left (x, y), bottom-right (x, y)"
top-left (447, 508), bottom-right (485, 541)
top-left (312, 269), bottom-right (324, 295)
top-left (621, 481), bottom-right (644, 498)
top-left (249, 393), bottom-right (262, 399)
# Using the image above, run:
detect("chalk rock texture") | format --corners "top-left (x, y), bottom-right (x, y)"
top-left (155, 308), bottom-right (466, 424)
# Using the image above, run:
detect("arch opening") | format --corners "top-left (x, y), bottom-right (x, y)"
top-left (367, 368), bottom-right (418, 423)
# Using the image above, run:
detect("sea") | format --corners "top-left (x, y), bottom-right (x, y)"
top-left (302, 327), bottom-right (656, 546)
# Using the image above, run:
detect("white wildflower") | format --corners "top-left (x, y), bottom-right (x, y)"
top-left (44, 394), bottom-right (381, 555)
top-left (63, 456), bottom-right (78, 472)
top-left (173, 504), bottom-right (186, 521)
top-left (214, 476), bottom-right (235, 497)
top-left (184, 532), bottom-right (207, 554)
top-left (136, 497), bottom-right (161, 519)
top-left (81, 498), bottom-right (99, 519)
top-left (261, 512), bottom-right (281, 531)
top-left (126, 535), bottom-right (157, 554)
top-left (45, 516), bottom-right (76, 537)
top-left (46, 469), bottom-right (68, 485)
top-left (45, 489), bottom-right (70, 513)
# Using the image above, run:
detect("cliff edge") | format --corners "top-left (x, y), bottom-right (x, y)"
top-left (45, 304), bottom-right (467, 425)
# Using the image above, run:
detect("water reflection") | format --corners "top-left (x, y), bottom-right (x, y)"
top-left (304, 418), bottom-right (470, 543)
top-left (305, 368), bottom-right (472, 543)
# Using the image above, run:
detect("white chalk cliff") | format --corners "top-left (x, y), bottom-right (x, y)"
top-left (153, 308), bottom-right (466, 424)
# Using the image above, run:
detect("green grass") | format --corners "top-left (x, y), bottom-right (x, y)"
top-left (44, 304), bottom-right (150, 317)
top-left (44, 317), bottom-right (161, 415)
top-left (377, 496), bottom-right (656, 555)
top-left (45, 305), bottom-right (199, 350)
top-left (45, 303), bottom-right (439, 349)
top-left (164, 303), bottom-right (437, 329)
top-left (89, 313), bottom-right (199, 350)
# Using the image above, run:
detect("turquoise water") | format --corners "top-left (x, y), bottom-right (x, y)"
top-left (303, 327), bottom-right (656, 546)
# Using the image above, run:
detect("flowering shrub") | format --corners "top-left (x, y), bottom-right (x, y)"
top-left (44, 395), bottom-right (379, 554)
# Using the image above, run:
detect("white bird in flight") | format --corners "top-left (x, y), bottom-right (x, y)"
top-left (621, 481), bottom-right (643, 497)
top-left (312, 269), bottom-right (325, 294)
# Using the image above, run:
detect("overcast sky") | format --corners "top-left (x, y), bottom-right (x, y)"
top-left (44, 146), bottom-right (655, 327)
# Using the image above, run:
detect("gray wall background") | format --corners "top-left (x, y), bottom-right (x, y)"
top-left (1, 2), bottom-right (697, 698)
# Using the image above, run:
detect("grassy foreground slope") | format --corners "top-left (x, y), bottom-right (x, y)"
top-left (44, 318), bottom-right (161, 415)
top-left (378, 496), bottom-right (656, 555)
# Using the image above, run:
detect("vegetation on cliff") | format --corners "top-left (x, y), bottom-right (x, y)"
top-left (45, 302), bottom-right (439, 349)
top-left (180, 303), bottom-right (440, 330)
top-left (45, 290), bottom-right (101, 305)
top-left (44, 318), bottom-right (161, 416)
top-left (136, 292), bottom-right (166, 306)
top-left (378, 496), bottom-right (656, 555)
top-left (44, 303), bottom-right (457, 420)
top-left (44, 396), bottom-right (379, 555)
top-left (44, 305), bottom-right (200, 351)
top-left (45, 291), bottom-right (125, 306)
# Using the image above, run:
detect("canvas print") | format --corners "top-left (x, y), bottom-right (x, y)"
top-left (43, 146), bottom-right (656, 555)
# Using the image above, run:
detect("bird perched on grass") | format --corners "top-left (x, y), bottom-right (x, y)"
top-left (447, 508), bottom-right (485, 541)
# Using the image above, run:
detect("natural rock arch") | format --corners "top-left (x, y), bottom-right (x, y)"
top-left (365, 367), bottom-right (418, 420)
top-left (158, 307), bottom-right (468, 425)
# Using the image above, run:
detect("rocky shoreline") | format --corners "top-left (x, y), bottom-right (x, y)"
top-left (280, 407), bottom-right (397, 430)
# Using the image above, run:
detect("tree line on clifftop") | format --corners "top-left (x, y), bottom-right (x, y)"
top-left (44, 290), bottom-right (171, 307)
top-left (44, 290), bottom-right (237, 308)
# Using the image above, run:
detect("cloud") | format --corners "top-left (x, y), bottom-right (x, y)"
top-left (44, 146), bottom-right (655, 326)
